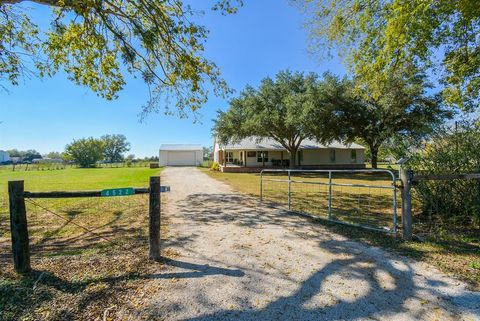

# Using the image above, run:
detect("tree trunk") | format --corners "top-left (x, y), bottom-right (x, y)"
top-left (288, 149), bottom-right (296, 169)
top-left (370, 145), bottom-right (379, 169)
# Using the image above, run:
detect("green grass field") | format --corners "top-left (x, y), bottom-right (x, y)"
top-left (0, 167), bottom-right (164, 320)
top-left (200, 168), bottom-right (479, 291)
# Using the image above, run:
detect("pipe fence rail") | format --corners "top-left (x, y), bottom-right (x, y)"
top-left (260, 169), bottom-right (399, 234)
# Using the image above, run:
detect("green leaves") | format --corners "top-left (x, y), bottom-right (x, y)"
top-left (296, 0), bottom-right (480, 111)
top-left (65, 137), bottom-right (105, 167)
top-left (0, 0), bottom-right (237, 116)
top-left (213, 70), bottom-right (330, 168)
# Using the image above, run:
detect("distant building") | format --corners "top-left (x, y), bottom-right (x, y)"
top-left (159, 144), bottom-right (203, 166)
top-left (0, 150), bottom-right (11, 163)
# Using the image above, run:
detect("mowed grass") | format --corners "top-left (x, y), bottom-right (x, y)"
top-left (0, 167), bottom-right (169, 321)
top-left (200, 168), bottom-right (480, 290)
top-left (200, 169), bottom-right (399, 230)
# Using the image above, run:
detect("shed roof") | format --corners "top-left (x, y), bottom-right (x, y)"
top-left (160, 144), bottom-right (203, 151)
top-left (219, 137), bottom-right (365, 150)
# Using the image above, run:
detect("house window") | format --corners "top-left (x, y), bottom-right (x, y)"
top-left (257, 151), bottom-right (268, 162)
top-left (351, 150), bottom-right (357, 163)
top-left (225, 151), bottom-right (233, 163)
top-left (298, 150), bottom-right (303, 164)
top-left (247, 151), bottom-right (256, 157)
top-left (330, 149), bottom-right (336, 163)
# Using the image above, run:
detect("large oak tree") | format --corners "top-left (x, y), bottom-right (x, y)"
top-left (0, 0), bottom-right (242, 116)
top-left (318, 71), bottom-right (452, 168)
top-left (213, 70), bottom-right (330, 169)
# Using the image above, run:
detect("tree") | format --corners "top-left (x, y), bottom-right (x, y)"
top-left (101, 134), bottom-right (130, 163)
top-left (203, 146), bottom-right (213, 161)
top-left (0, 1), bottom-right (241, 116)
top-left (45, 151), bottom-right (63, 159)
top-left (65, 137), bottom-right (105, 167)
top-left (295, 0), bottom-right (480, 111)
top-left (7, 149), bottom-right (42, 161)
top-left (318, 71), bottom-right (452, 168)
top-left (214, 70), bottom-right (329, 169)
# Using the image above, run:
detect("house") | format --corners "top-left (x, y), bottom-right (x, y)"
top-left (0, 150), bottom-right (10, 164)
top-left (213, 137), bottom-right (365, 172)
top-left (159, 144), bottom-right (203, 166)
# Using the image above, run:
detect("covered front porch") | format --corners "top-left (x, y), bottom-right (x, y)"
top-left (217, 149), bottom-right (292, 171)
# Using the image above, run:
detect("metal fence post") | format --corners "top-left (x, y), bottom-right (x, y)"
top-left (328, 171), bottom-right (332, 220)
top-left (8, 180), bottom-right (31, 273)
top-left (400, 168), bottom-right (413, 240)
top-left (288, 170), bottom-right (291, 210)
top-left (392, 174), bottom-right (398, 235)
top-left (149, 176), bottom-right (161, 261)
top-left (260, 171), bottom-right (263, 201)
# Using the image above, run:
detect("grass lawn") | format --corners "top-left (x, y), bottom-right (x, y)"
top-left (0, 167), bottom-right (170, 320)
top-left (200, 168), bottom-right (480, 290)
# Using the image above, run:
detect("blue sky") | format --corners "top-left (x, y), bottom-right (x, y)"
top-left (0, 0), bottom-right (346, 157)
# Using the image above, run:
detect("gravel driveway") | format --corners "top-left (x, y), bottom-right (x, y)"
top-left (132, 167), bottom-right (479, 321)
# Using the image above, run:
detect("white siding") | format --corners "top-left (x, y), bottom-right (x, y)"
top-left (159, 150), bottom-right (202, 166)
top-left (0, 151), bottom-right (10, 163)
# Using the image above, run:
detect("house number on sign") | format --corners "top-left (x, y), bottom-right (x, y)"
top-left (101, 188), bottom-right (135, 197)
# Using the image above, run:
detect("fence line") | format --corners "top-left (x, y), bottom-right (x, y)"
top-left (260, 169), bottom-right (399, 235)
top-left (7, 176), bottom-right (163, 273)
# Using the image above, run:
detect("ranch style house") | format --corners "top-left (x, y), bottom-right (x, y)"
top-left (213, 137), bottom-right (366, 172)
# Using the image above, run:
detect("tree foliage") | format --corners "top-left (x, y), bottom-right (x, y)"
top-left (0, 0), bottom-right (242, 116)
top-left (317, 70), bottom-right (452, 168)
top-left (409, 121), bottom-right (480, 227)
top-left (214, 70), bottom-right (329, 168)
top-left (6, 149), bottom-right (42, 161)
top-left (64, 137), bottom-right (105, 167)
top-left (295, 0), bottom-right (480, 111)
top-left (101, 134), bottom-right (130, 162)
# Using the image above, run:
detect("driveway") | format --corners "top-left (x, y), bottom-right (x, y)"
top-left (131, 167), bottom-right (479, 320)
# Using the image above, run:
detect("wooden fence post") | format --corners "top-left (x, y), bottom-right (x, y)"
top-left (8, 180), bottom-right (31, 273)
top-left (400, 169), bottom-right (413, 240)
top-left (149, 176), bottom-right (161, 261)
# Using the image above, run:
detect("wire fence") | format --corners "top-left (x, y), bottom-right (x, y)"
top-left (411, 175), bottom-right (480, 242)
top-left (24, 194), bottom-right (150, 257)
top-left (260, 169), bottom-right (399, 233)
top-left (0, 181), bottom-right (153, 262)
top-left (0, 161), bottom-right (153, 172)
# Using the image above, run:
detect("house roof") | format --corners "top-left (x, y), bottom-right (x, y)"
top-left (160, 144), bottom-right (202, 151)
top-left (219, 137), bottom-right (365, 150)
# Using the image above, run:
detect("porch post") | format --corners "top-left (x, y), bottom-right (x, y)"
top-left (244, 150), bottom-right (246, 167)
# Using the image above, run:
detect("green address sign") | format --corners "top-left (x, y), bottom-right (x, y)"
top-left (101, 187), bottom-right (135, 197)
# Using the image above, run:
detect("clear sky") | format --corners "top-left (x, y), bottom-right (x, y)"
top-left (0, 0), bottom-right (346, 157)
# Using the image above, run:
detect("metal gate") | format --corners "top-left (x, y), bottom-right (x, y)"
top-left (260, 169), bottom-right (398, 233)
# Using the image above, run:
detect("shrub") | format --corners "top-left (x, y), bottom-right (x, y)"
top-left (201, 160), bottom-right (213, 168)
top-left (210, 161), bottom-right (220, 171)
top-left (409, 122), bottom-right (480, 227)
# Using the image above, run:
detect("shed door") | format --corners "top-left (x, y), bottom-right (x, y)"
top-left (167, 151), bottom-right (196, 166)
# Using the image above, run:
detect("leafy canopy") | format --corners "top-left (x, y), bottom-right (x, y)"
top-left (318, 68), bottom-right (452, 167)
top-left (295, 0), bottom-right (480, 111)
top-left (101, 134), bottom-right (130, 163)
top-left (64, 137), bottom-right (105, 167)
top-left (0, 0), bottom-right (242, 116)
top-left (214, 70), bottom-right (329, 167)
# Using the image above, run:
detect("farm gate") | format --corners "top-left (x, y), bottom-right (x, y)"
top-left (260, 169), bottom-right (399, 234)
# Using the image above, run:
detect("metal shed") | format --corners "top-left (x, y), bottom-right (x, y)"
top-left (159, 144), bottom-right (203, 166)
